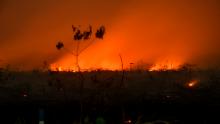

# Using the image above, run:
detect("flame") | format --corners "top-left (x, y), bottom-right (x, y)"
top-left (58, 66), bottom-right (62, 71)
top-left (50, 55), bottom-right (185, 72)
top-left (187, 79), bottom-right (199, 88)
top-left (124, 119), bottom-right (132, 124)
top-left (49, 61), bottom-right (120, 72)
top-left (50, 64), bottom-right (76, 72)
top-left (149, 58), bottom-right (183, 71)
top-left (50, 60), bottom-right (183, 72)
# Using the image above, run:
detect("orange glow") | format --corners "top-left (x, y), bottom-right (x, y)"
top-left (0, 1), bottom-right (220, 70)
top-left (58, 66), bottom-right (62, 71)
top-left (50, 64), bottom-right (77, 72)
top-left (149, 58), bottom-right (183, 71)
top-left (50, 60), bottom-right (120, 72)
top-left (51, 53), bottom-right (185, 71)
top-left (187, 79), bottom-right (199, 88)
top-left (51, 59), bottom-right (183, 72)
top-left (124, 119), bottom-right (132, 124)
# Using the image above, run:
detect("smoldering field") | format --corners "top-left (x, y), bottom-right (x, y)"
top-left (0, 69), bottom-right (219, 103)
top-left (0, 69), bottom-right (220, 123)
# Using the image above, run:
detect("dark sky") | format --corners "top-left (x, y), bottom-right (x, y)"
top-left (0, 0), bottom-right (220, 70)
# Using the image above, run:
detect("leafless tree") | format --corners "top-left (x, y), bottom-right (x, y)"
top-left (56, 25), bottom-right (105, 124)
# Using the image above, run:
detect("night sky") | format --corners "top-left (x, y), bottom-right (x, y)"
top-left (0, 0), bottom-right (220, 70)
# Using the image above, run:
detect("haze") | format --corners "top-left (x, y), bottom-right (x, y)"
top-left (0, 0), bottom-right (220, 70)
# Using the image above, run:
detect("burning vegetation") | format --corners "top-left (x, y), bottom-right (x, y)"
top-left (187, 79), bottom-right (199, 88)
top-left (0, 1), bottom-right (220, 123)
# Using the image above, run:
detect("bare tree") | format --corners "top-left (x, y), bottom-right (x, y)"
top-left (56, 25), bottom-right (105, 71)
top-left (56, 25), bottom-right (105, 124)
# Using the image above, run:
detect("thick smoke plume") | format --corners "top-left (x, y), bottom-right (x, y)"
top-left (0, 0), bottom-right (220, 70)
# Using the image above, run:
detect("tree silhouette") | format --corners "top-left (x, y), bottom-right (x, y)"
top-left (56, 25), bottom-right (105, 71)
top-left (95, 26), bottom-right (105, 39)
top-left (56, 42), bottom-right (64, 50)
top-left (55, 25), bottom-right (105, 124)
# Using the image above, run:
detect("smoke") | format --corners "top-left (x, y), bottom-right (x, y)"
top-left (0, 0), bottom-right (220, 70)
top-left (70, 0), bottom-right (220, 70)
top-left (0, 0), bottom-right (128, 70)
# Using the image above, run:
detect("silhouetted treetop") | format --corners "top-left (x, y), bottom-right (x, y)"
top-left (71, 25), bottom-right (105, 41)
top-left (95, 26), bottom-right (105, 39)
top-left (74, 29), bottom-right (84, 40)
top-left (56, 41), bottom-right (64, 50)
top-left (56, 25), bottom-right (105, 52)
top-left (72, 25), bottom-right (77, 32)
top-left (82, 25), bottom-right (92, 40)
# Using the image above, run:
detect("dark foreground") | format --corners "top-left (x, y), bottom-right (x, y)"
top-left (0, 70), bottom-right (219, 123)
top-left (0, 99), bottom-right (220, 124)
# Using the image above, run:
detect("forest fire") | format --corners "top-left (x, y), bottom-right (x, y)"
top-left (0, 1), bottom-right (220, 124)
top-left (50, 59), bottom-right (184, 72)
top-left (50, 64), bottom-right (77, 72)
top-left (49, 63), bottom-right (119, 72)
top-left (149, 59), bottom-right (183, 71)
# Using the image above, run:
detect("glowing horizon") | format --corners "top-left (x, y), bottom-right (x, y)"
top-left (0, 0), bottom-right (220, 70)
